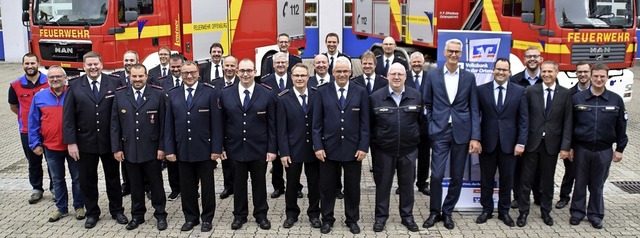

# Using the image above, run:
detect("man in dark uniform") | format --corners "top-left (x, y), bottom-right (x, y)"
top-left (375, 37), bottom-right (408, 76)
top-left (556, 61), bottom-right (591, 209)
top-left (308, 54), bottom-right (333, 88)
top-left (110, 64), bottom-right (168, 231)
top-left (569, 63), bottom-right (627, 229)
top-left (63, 51), bottom-right (128, 228)
top-left (262, 33), bottom-right (302, 76)
top-left (148, 47), bottom-right (172, 80)
top-left (312, 56), bottom-right (370, 234)
top-left (215, 58), bottom-right (276, 230)
top-left (113, 51), bottom-right (159, 88)
top-left (164, 61), bottom-right (219, 232)
top-left (199, 42), bottom-right (225, 83)
top-left (353, 51), bottom-right (388, 95)
top-left (322, 32), bottom-right (351, 75)
top-left (406, 51), bottom-right (430, 196)
top-left (277, 63), bottom-right (321, 229)
top-left (475, 58), bottom-right (528, 227)
top-left (370, 63), bottom-right (422, 233)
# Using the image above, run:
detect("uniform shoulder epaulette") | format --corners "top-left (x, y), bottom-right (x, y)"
top-left (310, 86), bottom-right (318, 91)
top-left (116, 85), bottom-right (128, 90)
top-left (266, 55), bottom-right (273, 59)
top-left (376, 55), bottom-right (383, 58)
top-left (67, 75), bottom-right (81, 81)
top-left (260, 83), bottom-right (272, 90)
top-left (397, 55), bottom-right (407, 61)
top-left (223, 84), bottom-right (234, 89)
top-left (316, 83), bottom-right (329, 88)
top-left (352, 80), bottom-right (366, 87)
top-left (149, 84), bottom-right (163, 90)
top-left (291, 54), bottom-right (301, 59)
top-left (341, 53), bottom-right (351, 58)
top-left (156, 75), bottom-right (168, 81)
top-left (379, 75), bottom-right (388, 79)
top-left (168, 85), bottom-right (180, 91)
top-left (277, 88), bottom-right (290, 97)
top-left (203, 83), bottom-right (215, 89)
top-left (110, 72), bottom-right (121, 77)
top-left (261, 73), bottom-right (271, 79)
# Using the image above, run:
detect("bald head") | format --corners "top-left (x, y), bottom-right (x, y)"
top-left (314, 54), bottom-right (329, 76)
top-left (382, 37), bottom-right (396, 57)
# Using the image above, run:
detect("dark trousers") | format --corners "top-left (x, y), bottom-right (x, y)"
top-left (559, 158), bottom-right (575, 201)
top-left (167, 161), bottom-right (180, 193)
top-left (373, 149), bottom-right (417, 221)
top-left (77, 152), bottom-right (124, 218)
top-left (319, 159), bottom-right (362, 225)
top-left (125, 160), bottom-right (167, 220)
top-left (285, 160), bottom-right (320, 220)
top-left (178, 160), bottom-right (215, 223)
top-left (430, 125), bottom-right (469, 215)
top-left (271, 158), bottom-right (285, 190)
top-left (570, 145), bottom-right (612, 222)
top-left (233, 159), bottom-right (269, 220)
top-left (416, 134), bottom-right (431, 189)
top-left (514, 156), bottom-right (541, 202)
top-left (222, 158), bottom-right (234, 191)
top-left (479, 147), bottom-right (516, 215)
top-left (519, 140), bottom-right (557, 214)
top-left (20, 133), bottom-right (51, 193)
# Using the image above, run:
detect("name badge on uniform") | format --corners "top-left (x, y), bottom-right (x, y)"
top-left (379, 108), bottom-right (389, 112)
top-left (408, 106), bottom-right (418, 110)
top-left (199, 109), bottom-right (210, 112)
top-left (257, 111), bottom-right (267, 115)
top-left (605, 106), bottom-right (616, 111)
top-left (105, 95), bottom-right (115, 99)
top-left (352, 107), bottom-right (360, 111)
top-left (146, 110), bottom-right (158, 114)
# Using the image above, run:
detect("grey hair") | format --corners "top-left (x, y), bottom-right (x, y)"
top-left (410, 51), bottom-right (424, 60)
top-left (334, 56), bottom-right (351, 69)
top-left (47, 65), bottom-right (67, 76)
top-left (445, 38), bottom-right (463, 50)
top-left (273, 52), bottom-right (288, 62)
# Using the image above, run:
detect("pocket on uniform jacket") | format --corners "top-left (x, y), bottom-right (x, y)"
top-left (374, 107), bottom-right (393, 115)
top-left (403, 105), bottom-right (421, 113)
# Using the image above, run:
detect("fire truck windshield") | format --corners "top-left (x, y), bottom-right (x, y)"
top-left (556, 0), bottom-right (634, 28)
top-left (33, 0), bottom-right (108, 26)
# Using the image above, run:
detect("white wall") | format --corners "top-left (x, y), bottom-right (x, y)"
top-left (317, 0), bottom-right (344, 54)
top-left (1, 0), bottom-right (29, 62)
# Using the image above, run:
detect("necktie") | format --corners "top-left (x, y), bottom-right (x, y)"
top-left (339, 88), bottom-right (345, 109)
top-left (366, 77), bottom-right (372, 94)
top-left (243, 89), bottom-right (250, 111)
top-left (226, 81), bottom-right (233, 86)
top-left (414, 75), bottom-right (421, 88)
top-left (300, 94), bottom-right (307, 112)
top-left (279, 78), bottom-right (285, 91)
top-left (319, 78), bottom-right (324, 85)
top-left (329, 56), bottom-right (334, 72)
top-left (215, 64), bottom-right (220, 79)
top-left (91, 80), bottom-right (99, 100)
top-left (545, 88), bottom-right (553, 116)
top-left (135, 90), bottom-right (142, 106)
top-left (126, 76), bottom-right (130, 85)
top-left (162, 67), bottom-right (167, 77)
top-left (385, 59), bottom-right (390, 74)
top-left (175, 78), bottom-right (180, 87)
top-left (497, 86), bottom-right (504, 111)
top-left (186, 88), bottom-right (194, 108)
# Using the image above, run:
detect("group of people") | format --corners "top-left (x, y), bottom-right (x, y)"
top-left (9, 32), bottom-right (626, 234)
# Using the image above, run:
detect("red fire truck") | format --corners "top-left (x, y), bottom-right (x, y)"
top-left (353, 0), bottom-right (635, 101)
top-left (21, 0), bottom-right (305, 75)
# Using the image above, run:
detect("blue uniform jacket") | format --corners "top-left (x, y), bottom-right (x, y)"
top-left (276, 87), bottom-right (317, 163)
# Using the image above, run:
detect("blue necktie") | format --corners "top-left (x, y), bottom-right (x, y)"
top-left (497, 86), bottom-right (504, 111)
top-left (162, 67), bottom-right (167, 77)
top-left (175, 78), bottom-right (180, 87)
top-left (243, 90), bottom-right (250, 111)
top-left (414, 75), bottom-right (421, 89)
top-left (366, 77), bottom-right (372, 94)
top-left (545, 88), bottom-right (552, 116)
top-left (215, 64), bottom-right (220, 79)
top-left (329, 56), bottom-right (334, 73)
top-left (279, 78), bottom-right (285, 91)
top-left (91, 80), bottom-right (99, 100)
top-left (339, 88), bottom-right (345, 109)
top-left (385, 59), bottom-right (390, 74)
top-left (135, 90), bottom-right (142, 106)
top-left (186, 88), bottom-right (194, 108)
top-left (300, 94), bottom-right (307, 112)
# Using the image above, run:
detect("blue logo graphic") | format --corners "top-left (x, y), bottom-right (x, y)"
top-left (471, 44), bottom-right (498, 60)
top-left (137, 20), bottom-right (149, 39)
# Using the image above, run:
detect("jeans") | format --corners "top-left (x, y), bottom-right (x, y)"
top-left (44, 149), bottom-right (84, 213)
top-left (20, 133), bottom-right (52, 193)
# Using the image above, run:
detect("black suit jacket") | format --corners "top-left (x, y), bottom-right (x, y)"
top-left (114, 70), bottom-right (159, 86)
top-left (215, 83), bottom-right (277, 162)
top-left (149, 64), bottom-right (170, 80)
top-left (510, 70), bottom-right (542, 88)
top-left (262, 54), bottom-right (302, 76)
top-left (351, 74), bottom-right (388, 95)
top-left (164, 83), bottom-right (219, 162)
top-left (308, 75), bottom-right (334, 88)
top-left (525, 83), bottom-right (573, 154)
top-left (375, 55), bottom-right (409, 76)
top-left (262, 73), bottom-right (293, 93)
top-left (157, 75), bottom-right (182, 92)
top-left (211, 76), bottom-right (239, 89)
top-left (63, 73), bottom-right (120, 154)
top-left (477, 81), bottom-right (528, 154)
top-left (276, 87), bottom-right (317, 163)
top-left (199, 61), bottom-right (224, 83)
top-left (322, 52), bottom-right (351, 74)
top-left (110, 85), bottom-right (166, 163)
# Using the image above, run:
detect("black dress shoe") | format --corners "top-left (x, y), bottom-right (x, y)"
top-left (336, 191), bottom-right (344, 199)
top-left (85, 216), bottom-right (99, 229)
top-left (442, 215), bottom-right (455, 230)
top-left (126, 218), bottom-right (144, 230)
top-left (347, 223), bottom-right (360, 234)
top-left (401, 219), bottom-right (419, 232)
top-left (498, 214), bottom-right (516, 227)
top-left (418, 187), bottom-right (430, 195)
top-left (122, 189), bottom-right (131, 197)
top-left (270, 189), bottom-right (285, 198)
top-left (510, 200), bottom-right (519, 208)
top-left (201, 221), bottom-right (212, 232)
top-left (309, 218), bottom-right (321, 228)
top-left (320, 223), bottom-right (332, 234)
top-left (181, 221), bottom-right (200, 231)
top-left (570, 217), bottom-right (581, 225)
top-left (231, 218), bottom-right (247, 230)
top-left (167, 191), bottom-right (180, 201)
top-left (590, 219), bottom-right (603, 229)
top-left (157, 218), bottom-right (168, 230)
top-left (257, 219), bottom-right (271, 230)
top-left (219, 189), bottom-right (233, 199)
top-left (297, 190), bottom-right (304, 198)
top-left (395, 188), bottom-right (400, 194)
top-left (517, 212), bottom-right (528, 227)
top-left (373, 220), bottom-right (385, 232)
top-left (113, 213), bottom-right (129, 225)
top-left (282, 217), bottom-right (297, 228)
top-left (475, 212), bottom-right (493, 224)
top-left (555, 199), bottom-right (569, 209)
top-left (541, 212), bottom-right (554, 226)
top-left (422, 213), bottom-right (442, 228)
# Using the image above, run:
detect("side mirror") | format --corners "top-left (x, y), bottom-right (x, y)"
top-left (522, 0), bottom-right (534, 12)
top-left (22, 12), bottom-right (30, 22)
top-left (522, 13), bottom-right (534, 23)
top-left (22, 0), bottom-right (29, 11)
top-left (124, 11), bottom-right (139, 22)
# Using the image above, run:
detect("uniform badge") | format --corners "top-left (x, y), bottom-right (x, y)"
top-left (121, 109), bottom-right (126, 113)
top-left (577, 106), bottom-right (587, 110)
top-left (150, 114), bottom-right (155, 124)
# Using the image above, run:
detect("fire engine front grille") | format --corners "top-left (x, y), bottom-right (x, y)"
top-left (39, 41), bottom-right (92, 62)
top-left (571, 43), bottom-right (626, 64)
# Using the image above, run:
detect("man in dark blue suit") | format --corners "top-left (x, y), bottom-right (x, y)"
top-left (312, 56), bottom-right (370, 234)
top-left (262, 33), bottom-right (302, 76)
top-left (308, 54), bottom-right (334, 88)
top-left (322, 32), bottom-right (351, 75)
top-left (276, 63), bottom-right (321, 229)
top-left (110, 64), bottom-right (168, 231)
top-left (198, 42), bottom-right (224, 83)
top-left (214, 59), bottom-right (277, 230)
top-left (63, 51), bottom-right (128, 228)
top-left (148, 47), bottom-right (171, 80)
top-left (422, 39), bottom-right (481, 230)
top-left (375, 37), bottom-right (409, 76)
top-left (475, 58), bottom-right (528, 227)
top-left (164, 61), bottom-right (219, 232)
top-left (406, 52), bottom-right (430, 196)
top-left (353, 51), bottom-right (388, 95)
